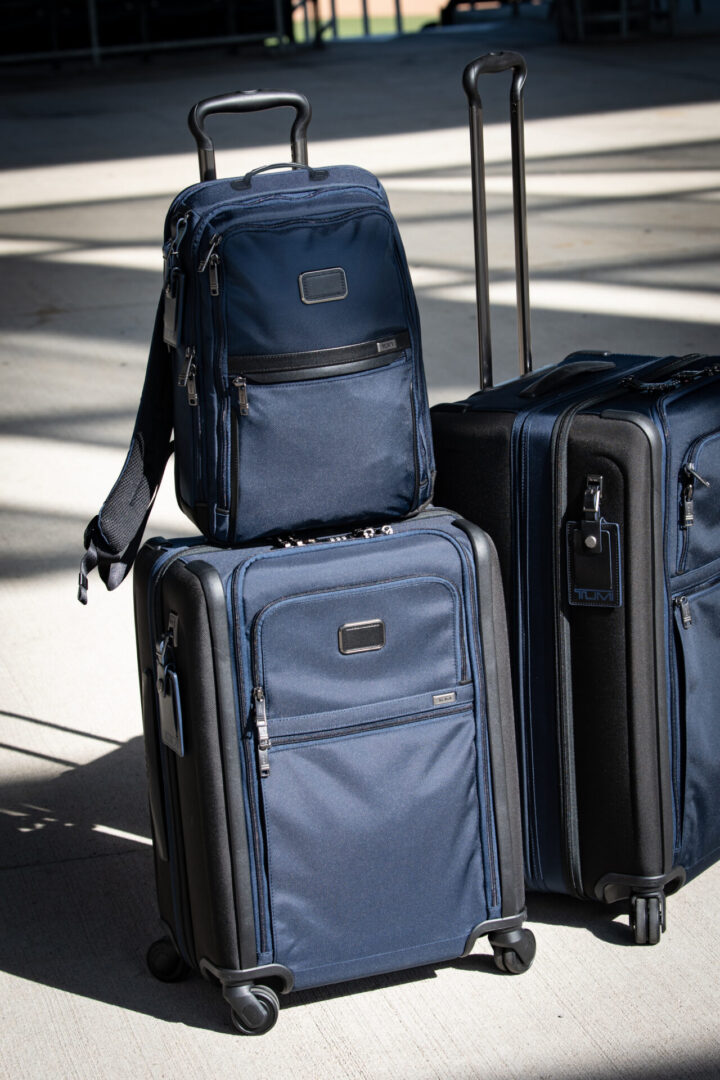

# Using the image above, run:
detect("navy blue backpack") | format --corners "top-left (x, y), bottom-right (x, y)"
top-left (79, 90), bottom-right (434, 601)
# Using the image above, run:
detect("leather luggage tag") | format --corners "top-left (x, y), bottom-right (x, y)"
top-left (566, 520), bottom-right (622, 608)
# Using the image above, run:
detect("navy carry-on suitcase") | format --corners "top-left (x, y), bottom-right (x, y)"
top-left (431, 52), bottom-right (720, 944)
top-left (80, 89), bottom-right (435, 602)
top-left (135, 510), bottom-right (535, 1033)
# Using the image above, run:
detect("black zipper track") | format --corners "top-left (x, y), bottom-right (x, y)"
top-left (269, 703), bottom-right (470, 750)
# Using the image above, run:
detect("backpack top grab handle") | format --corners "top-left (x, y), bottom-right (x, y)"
top-left (188, 89), bottom-right (312, 181)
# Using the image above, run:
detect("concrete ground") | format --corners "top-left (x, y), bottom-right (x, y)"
top-left (1, 5), bottom-right (720, 1078)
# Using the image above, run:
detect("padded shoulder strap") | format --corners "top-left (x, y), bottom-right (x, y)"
top-left (78, 296), bottom-right (174, 603)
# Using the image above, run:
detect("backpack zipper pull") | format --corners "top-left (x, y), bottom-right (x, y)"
top-left (178, 346), bottom-right (198, 406)
top-left (233, 376), bottom-right (249, 415)
top-left (198, 233), bottom-right (222, 274)
top-left (253, 687), bottom-right (271, 778)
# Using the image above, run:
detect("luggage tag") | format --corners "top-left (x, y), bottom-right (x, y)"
top-left (566, 520), bottom-right (622, 608)
top-left (157, 666), bottom-right (185, 756)
top-left (155, 611), bottom-right (185, 755)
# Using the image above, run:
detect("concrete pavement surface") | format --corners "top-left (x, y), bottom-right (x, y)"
top-left (1, 6), bottom-right (720, 1078)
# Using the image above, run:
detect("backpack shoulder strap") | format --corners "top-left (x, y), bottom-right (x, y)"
top-left (78, 296), bottom-right (174, 603)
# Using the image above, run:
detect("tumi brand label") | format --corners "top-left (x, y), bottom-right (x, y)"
top-left (566, 520), bottom-right (623, 609)
top-left (377, 338), bottom-right (398, 354)
top-left (433, 692), bottom-right (457, 706)
top-left (299, 267), bottom-right (348, 305)
top-left (338, 619), bottom-right (385, 654)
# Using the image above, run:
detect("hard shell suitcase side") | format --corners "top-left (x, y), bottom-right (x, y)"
top-left (430, 51), bottom-right (720, 944)
top-left (133, 511), bottom-right (535, 1033)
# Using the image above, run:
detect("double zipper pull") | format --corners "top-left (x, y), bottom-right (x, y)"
top-left (253, 687), bottom-right (271, 778)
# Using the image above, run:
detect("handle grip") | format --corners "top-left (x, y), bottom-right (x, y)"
top-left (188, 89), bottom-right (312, 182)
top-left (463, 52), bottom-right (531, 390)
top-left (518, 359), bottom-right (616, 399)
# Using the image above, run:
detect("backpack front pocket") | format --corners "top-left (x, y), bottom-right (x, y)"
top-left (227, 338), bottom-right (421, 542)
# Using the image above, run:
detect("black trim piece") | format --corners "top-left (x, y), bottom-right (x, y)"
top-left (461, 911), bottom-right (528, 956)
top-left (600, 408), bottom-right (674, 877)
top-left (594, 867), bottom-right (686, 905)
top-left (199, 958), bottom-right (295, 995)
top-left (452, 517), bottom-right (525, 920)
top-left (188, 561), bottom-right (259, 973)
top-left (228, 331), bottom-right (410, 378)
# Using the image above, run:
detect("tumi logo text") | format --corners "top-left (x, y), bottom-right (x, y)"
top-left (574, 587), bottom-right (615, 603)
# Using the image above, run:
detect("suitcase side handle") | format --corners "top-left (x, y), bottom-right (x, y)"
top-left (463, 52), bottom-right (532, 390)
top-left (188, 89), bottom-right (312, 182)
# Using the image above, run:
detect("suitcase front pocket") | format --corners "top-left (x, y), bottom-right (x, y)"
top-left (673, 574), bottom-right (720, 875)
top-left (226, 344), bottom-right (421, 542)
top-left (257, 695), bottom-right (487, 988)
top-left (250, 575), bottom-right (469, 718)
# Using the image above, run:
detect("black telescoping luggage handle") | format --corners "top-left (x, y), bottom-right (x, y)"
top-left (188, 89), bottom-right (312, 182)
top-left (463, 52), bottom-right (532, 390)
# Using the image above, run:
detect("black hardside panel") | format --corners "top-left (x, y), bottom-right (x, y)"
top-left (456, 520), bottom-right (525, 920)
top-left (431, 410), bottom-right (516, 602)
top-left (133, 548), bottom-right (247, 974)
top-left (160, 562), bottom-right (243, 972)
top-left (565, 412), bottom-right (673, 896)
top-left (133, 544), bottom-right (180, 948)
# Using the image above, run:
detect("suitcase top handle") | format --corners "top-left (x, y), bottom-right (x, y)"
top-left (188, 89), bottom-right (312, 182)
top-left (463, 52), bottom-right (532, 391)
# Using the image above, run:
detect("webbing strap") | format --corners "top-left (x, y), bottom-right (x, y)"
top-left (78, 294), bottom-right (174, 603)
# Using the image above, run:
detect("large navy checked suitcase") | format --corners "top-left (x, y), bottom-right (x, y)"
top-left (79, 89), bottom-right (434, 603)
top-left (431, 52), bottom-right (720, 944)
top-left (134, 509), bottom-right (535, 1034)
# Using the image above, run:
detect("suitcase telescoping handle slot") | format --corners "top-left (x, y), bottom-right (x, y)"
top-left (463, 52), bottom-right (532, 390)
top-left (188, 89), bottom-right (311, 182)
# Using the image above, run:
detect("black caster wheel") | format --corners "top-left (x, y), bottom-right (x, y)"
top-left (490, 927), bottom-right (536, 975)
top-left (146, 936), bottom-right (189, 982)
top-left (228, 984), bottom-right (279, 1036)
top-left (631, 894), bottom-right (664, 946)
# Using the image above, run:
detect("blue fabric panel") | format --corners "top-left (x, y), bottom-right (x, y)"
top-left (222, 211), bottom-right (408, 356)
top-left (675, 575), bottom-right (720, 876)
top-left (232, 357), bottom-right (418, 540)
top-left (261, 707), bottom-right (486, 987)
top-left (254, 577), bottom-right (464, 716)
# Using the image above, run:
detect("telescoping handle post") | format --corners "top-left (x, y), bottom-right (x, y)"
top-left (187, 89), bottom-right (312, 182)
top-left (463, 52), bottom-right (532, 390)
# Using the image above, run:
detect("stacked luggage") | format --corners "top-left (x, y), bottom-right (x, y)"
top-left (82, 86), bottom-right (535, 1035)
top-left (82, 54), bottom-right (719, 1035)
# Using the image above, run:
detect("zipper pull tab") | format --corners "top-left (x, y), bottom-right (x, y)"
top-left (676, 596), bottom-right (693, 630)
top-left (681, 464), bottom-right (709, 529)
top-left (681, 483), bottom-right (695, 529)
top-left (685, 463), bottom-right (710, 488)
top-left (179, 346), bottom-right (198, 406)
top-left (233, 376), bottom-right (249, 416)
top-left (198, 233), bottom-right (221, 274)
top-left (253, 687), bottom-right (271, 778)
top-left (208, 253), bottom-right (220, 297)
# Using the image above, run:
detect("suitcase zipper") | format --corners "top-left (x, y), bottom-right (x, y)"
top-left (255, 701), bottom-right (470, 779)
